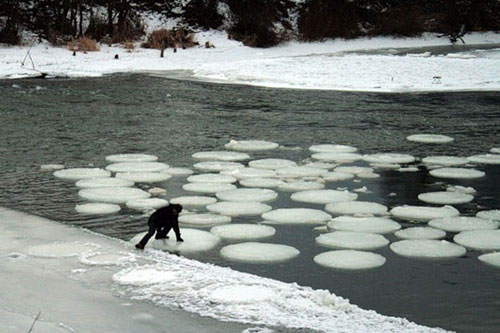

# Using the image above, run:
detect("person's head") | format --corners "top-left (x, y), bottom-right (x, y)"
top-left (170, 204), bottom-right (183, 215)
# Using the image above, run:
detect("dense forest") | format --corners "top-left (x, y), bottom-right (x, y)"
top-left (1, 0), bottom-right (499, 47)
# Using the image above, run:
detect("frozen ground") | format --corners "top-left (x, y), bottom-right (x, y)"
top-left (0, 31), bottom-right (499, 92)
top-left (0, 207), bottom-right (448, 332)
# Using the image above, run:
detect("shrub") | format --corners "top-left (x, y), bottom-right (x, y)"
top-left (67, 36), bottom-right (99, 52)
top-left (142, 28), bottom-right (196, 49)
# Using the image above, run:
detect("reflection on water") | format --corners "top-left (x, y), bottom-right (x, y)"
top-left (0, 74), bottom-right (499, 332)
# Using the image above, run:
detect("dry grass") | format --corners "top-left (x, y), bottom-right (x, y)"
top-left (142, 28), bottom-right (197, 49)
top-left (123, 41), bottom-right (135, 52)
top-left (67, 36), bottom-right (100, 52)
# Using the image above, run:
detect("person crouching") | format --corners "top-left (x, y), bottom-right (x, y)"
top-left (135, 204), bottom-right (183, 250)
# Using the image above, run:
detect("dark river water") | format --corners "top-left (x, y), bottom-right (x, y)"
top-left (0, 74), bottom-right (499, 332)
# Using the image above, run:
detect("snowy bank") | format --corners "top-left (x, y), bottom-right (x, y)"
top-left (1, 31), bottom-right (499, 92)
top-left (0, 207), bottom-right (448, 332)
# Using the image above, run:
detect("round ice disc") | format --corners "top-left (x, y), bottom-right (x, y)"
top-left (116, 172), bottom-right (172, 183)
top-left (221, 167), bottom-right (277, 179)
top-left (224, 139), bottom-right (279, 151)
top-left (334, 166), bottom-right (374, 175)
top-left (192, 151), bottom-right (250, 161)
top-left (220, 242), bottom-right (299, 263)
top-left (183, 182), bottom-right (237, 194)
top-left (327, 216), bottom-right (401, 234)
top-left (262, 208), bottom-right (331, 225)
top-left (76, 177), bottom-right (134, 188)
top-left (41, 164), bottom-right (64, 171)
top-left (126, 198), bottom-right (169, 211)
top-left (325, 201), bottom-right (388, 216)
top-left (406, 134), bottom-right (454, 143)
top-left (166, 167), bottom-right (194, 176)
top-left (106, 162), bottom-right (169, 173)
top-left (79, 187), bottom-right (151, 204)
top-left (311, 152), bottom-right (362, 163)
top-left (491, 148), bottom-right (500, 154)
top-left (28, 242), bottom-right (99, 257)
top-left (75, 203), bottom-right (121, 215)
top-left (170, 196), bottom-right (217, 207)
top-left (422, 156), bottom-right (469, 166)
top-left (249, 158), bottom-right (297, 170)
top-left (390, 239), bottom-right (466, 258)
top-left (275, 166), bottom-right (327, 178)
top-left (178, 213), bottom-right (231, 227)
top-left (467, 154), bottom-right (500, 165)
top-left (216, 188), bottom-right (278, 202)
top-left (428, 216), bottom-right (499, 233)
top-left (239, 177), bottom-right (285, 188)
top-left (309, 144), bottom-right (357, 153)
top-left (193, 161), bottom-right (245, 172)
top-left (210, 224), bottom-right (276, 241)
top-left (207, 201), bottom-right (272, 216)
top-left (454, 230), bottom-right (500, 251)
top-left (314, 250), bottom-right (386, 270)
top-left (429, 167), bottom-right (485, 179)
top-left (278, 181), bottom-right (325, 192)
top-left (478, 252), bottom-right (500, 268)
top-left (303, 162), bottom-right (337, 169)
top-left (105, 153), bottom-right (158, 163)
top-left (390, 205), bottom-right (460, 223)
top-left (187, 174), bottom-right (237, 183)
top-left (291, 189), bottom-right (357, 204)
top-left (54, 168), bottom-right (111, 180)
top-left (394, 227), bottom-right (446, 240)
top-left (418, 191), bottom-right (474, 205)
top-left (321, 172), bottom-right (354, 182)
top-left (370, 163), bottom-right (401, 170)
top-left (316, 231), bottom-right (389, 250)
top-left (130, 229), bottom-right (221, 253)
top-left (362, 153), bottom-right (415, 164)
top-left (476, 209), bottom-right (500, 221)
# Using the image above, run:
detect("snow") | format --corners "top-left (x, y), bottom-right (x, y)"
top-left (390, 240), bottom-right (466, 259)
top-left (314, 250), bottom-right (386, 270)
top-left (1, 31), bottom-right (499, 93)
top-left (316, 231), bottom-right (389, 250)
top-left (78, 187), bottom-right (151, 204)
top-left (75, 203), bottom-right (121, 215)
top-left (220, 242), bottom-right (300, 264)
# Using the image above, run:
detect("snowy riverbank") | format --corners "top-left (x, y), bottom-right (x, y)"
top-left (1, 31), bottom-right (499, 92)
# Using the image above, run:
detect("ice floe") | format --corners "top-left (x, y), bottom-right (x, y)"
top-left (80, 252), bottom-right (132, 266)
top-left (453, 230), bottom-right (500, 251)
top-left (192, 151), bottom-right (250, 161)
top-left (125, 198), bottom-right (169, 211)
top-left (221, 167), bottom-right (277, 179)
top-left (210, 224), bottom-right (276, 241)
top-left (316, 231), bottom-right (389, 250)
top-left (491, 147), bottom-right (500, 154)
top-left (193, 161), bottom-right (245, 172)
top-left (390, 240), bottom-right (466, 258)
top-left (215, 188), bottom-right (278, 202)
top-left (277, 180), bottom-right (325, 192)
top-left (357, 172), bottom-right (381, 178)
top-left (248, 158), bottom-right (297, 170)
top-left (224, 140), bottom-right (279, 151)
top-left (75, 177), bottom-right (134, 188)
top-left (130, 229), bottom-right (221, 253)
top-left (54, 168), bottom-right (111, 180)
top-left (116, 172), bottom-right (172, 183)
top-left (178, 213), bottom-right (231, 227)
top-left (303, 162), bottom-right (337, 169)
top-left (422, 155), bottom-right (469, 166)
top-left (370, 163), bottom-right (400, 170)
top-left (164, 167), bottom-right (194, 176)
top-left (394, 227), bottom-right (446, 240)
top-left (308, 144), bottom-right (357, 153)
top-left (406, 134), bottom-right (454, 144)
top-left (275, 166), bottom-right (327, 178)
top-left (105, 153), bottom-right (158, 163)
top-left (313, 250), bottom-right (386, 270)
top-left (170, 196), bottom-right (217, 207)
top-left (334, 166), bottom-right (374, 175)
top-left (476, 209), bottom-right (500, 221)
top-left (428, 216), bottom-right (500, 232)
top-left (478, 252), bottom-right (500, 268)
top-left (28, 242), bottom-right (99, 257)
top-left (182, 182), bottom-right (237, 194)
top-left (467, 154), bottom-right (500, 164)
top-left (207, 201), bottom-right (272, 216)
top-left (325, 201), bottom-right (388, 216)
top-left (290, 189), bottom-right (357, 204)
top-left (321, 172), bottom-right (354, 182)
top-left (262, 208), bottom-right (332, 225)
top-left (311, 152), bottom-right (362, 163)
top-left (78, 187), bottom-right (151, 204)
top-left (327, 216), bottom-right (401, 234)
top-left (362, 153), bottom-right (415, 164)
top-left (417, 191), bottom-right (474, 205)
top-left (106, 162), bottom-right (169, 173)
top-left (429, 167), bottom-right (485, 179)
top-left (187, 173), bottom-right (237, 183)
top-left (75, 203), bottom-right (121, 215)
top-left (446, 185), bottom-right (477, 194)
top-left (220, 242), bottom-right (299, 263)
top-left (239, 177), bottom-right (285, 188)
top-left (148, 187), bottom-right (167, 195)
top-left (390, 205), bottom-right (460, 223)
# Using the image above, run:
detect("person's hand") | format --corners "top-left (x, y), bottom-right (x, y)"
top-left (177, 237), bottom-right (184, 242)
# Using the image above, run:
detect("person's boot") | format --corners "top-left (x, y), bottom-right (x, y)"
top-left (135, 243), bottom-right (145, 250)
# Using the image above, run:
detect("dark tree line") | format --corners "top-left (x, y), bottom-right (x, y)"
top-left (1, 0), bottom-right (499, 47)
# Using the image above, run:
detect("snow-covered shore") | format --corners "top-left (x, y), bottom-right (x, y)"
top-left (1, 31), bottom-right (499, 92)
